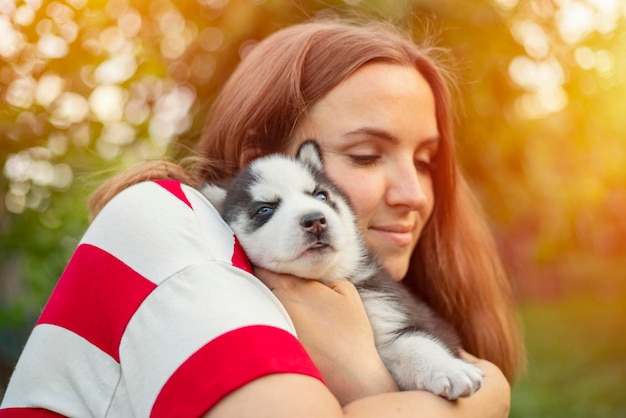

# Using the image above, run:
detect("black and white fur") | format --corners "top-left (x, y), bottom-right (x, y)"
top-left (202, 141), bottom-right (483, 399)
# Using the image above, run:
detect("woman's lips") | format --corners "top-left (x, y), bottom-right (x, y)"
top-left (369, 225), bottom-right (415, 247)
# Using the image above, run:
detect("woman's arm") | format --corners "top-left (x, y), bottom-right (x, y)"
top-left (233, 269), bottom-right (511, 417)
top-left (204, 357), bottom-right (510, 418)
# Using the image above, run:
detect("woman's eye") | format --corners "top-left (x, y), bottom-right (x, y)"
top-left (348, 154), bottom-right (380, 166)
top-left (415, 159), bottom-right (437, 173)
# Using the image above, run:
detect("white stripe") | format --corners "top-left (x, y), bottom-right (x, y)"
top-left (119, 261), bottom-right (295, 416)
top-left (81, 182), bottom-right (235, 286)
top-left (0, 324), bottom-right (120, 416)
top-left (107, 374), bottom-right (134, 417)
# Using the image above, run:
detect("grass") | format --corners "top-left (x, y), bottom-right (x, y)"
top-left (511, 292), bottom-right (626, 417)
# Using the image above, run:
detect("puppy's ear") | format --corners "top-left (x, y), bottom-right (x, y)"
top-left (296, 140), bottom-right (324, 172)
top-left (200, 183), bottom-right (227, 214)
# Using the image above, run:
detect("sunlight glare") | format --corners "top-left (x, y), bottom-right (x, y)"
top-left (100, 121), bottom-right (136, 146)
top-left (556, 1), bottom-right (594, 43)
top-left (0, 16), bottom-right (23, 59)
top-left (96, 121), bottom-right (136, 160)
top-left (51, 163), bottom-right (73, 190)
top-left (125, 99), bottom-right (151, 126)
top-left (555, 0), bottom-right (622, 44)
top-left (48, 132), bottom-right (69, 156)
top-left (197, 0), bottom-right (229, 8)
top-left (198, 27), bottom-right (224, 51)
top-left (37, 33), bottom-right (69, 58)
top-left (35, 73), bottom-right (65, 107)
top-left (2, 145), bottom-right (72, 213)
top-left (594, 50), bottom-right (614, 75)
top-left (99, 26), bottom-right (131, 54)
top-left (50, 92), bottom-right (89, 127)
top-left (118, 8), bottom-right (142, 37)
top-left (509, 55), bottom-right (569, 118)
top-left (574, 46), bottom-right (595, 70)
top-left (46, 1), bottom-right (74, 24)
top-left (5, 193), bottom-right (26, 214)
top-left (191, 53), bottom-right (217, 83)
top-left (13, 5), bottom-right (36, 26)
top-left (148, 85), bottom-right (196, 145)
top-left (94, 54), bottom-right (137, 84)
top-left (587, 0), bottom-right (622, 33)
top-left (509, 55), bottom-right (565, 91)
top-left (6, 77), bottom-right (36, 108)
top-left (66, 0), bottom-right (87, 9)
top-left (512, 20), bottom-right (550, 59)
top-left (494, 0), bottom-right (520, 10)
top-left (89, 85), bottom-right (127, 122)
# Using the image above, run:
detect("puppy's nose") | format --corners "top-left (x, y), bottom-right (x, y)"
top-left (301, 212), bottom-right (327, 237)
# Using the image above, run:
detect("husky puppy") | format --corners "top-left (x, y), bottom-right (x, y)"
top-left (202, 140), bottom-right (483, 400)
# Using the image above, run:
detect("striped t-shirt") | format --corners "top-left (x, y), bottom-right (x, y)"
top-left (0, 180), bottom-right (322, 417)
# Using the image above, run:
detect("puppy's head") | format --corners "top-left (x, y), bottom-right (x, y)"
top-left (220, 141), bottom-right (363, 282)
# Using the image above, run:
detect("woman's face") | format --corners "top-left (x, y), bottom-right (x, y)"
top-left (290, 63), bottom-right (438, 281)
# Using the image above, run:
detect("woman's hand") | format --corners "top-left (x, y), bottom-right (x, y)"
top-left (456, 351), bottom-right (511, 417)
top-left (254, 267), bottom-right (399, 405)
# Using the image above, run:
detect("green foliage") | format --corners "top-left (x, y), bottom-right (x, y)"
top-left (511, 294), bottom-right (626, 417)
top-left (0, 182), bottom-right (89, 323)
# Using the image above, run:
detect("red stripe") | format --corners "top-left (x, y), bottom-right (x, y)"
top-left (37, 244), bottom-right (157, 362)
top-left (231, 236), bottom-right (253, 274)
top-left (0, 408), bottom-right (66, 417)
top-left (151, 325), bottom-right (323, 418)
top-left (153, 180), bottom-right (192, 209)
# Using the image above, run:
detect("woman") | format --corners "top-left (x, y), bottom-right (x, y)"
top-left (1, 18), bottom-right (523, 417)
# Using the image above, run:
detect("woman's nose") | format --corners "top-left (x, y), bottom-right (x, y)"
top-left (385, 161), bottom-right (429, 210)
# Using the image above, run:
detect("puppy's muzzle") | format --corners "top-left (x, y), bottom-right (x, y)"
top-left (301, 212), bottom-right (327, 238)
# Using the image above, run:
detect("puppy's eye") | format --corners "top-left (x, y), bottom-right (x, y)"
top-left (314, 191), bottom-right (328, 203)
top-left (255, 206), bottom-right (274, 216)
top-left (252, 200), bottom-right (280, 218)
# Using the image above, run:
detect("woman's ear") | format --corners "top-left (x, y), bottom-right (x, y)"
top-left (239, 147), bottom-right (264, 169)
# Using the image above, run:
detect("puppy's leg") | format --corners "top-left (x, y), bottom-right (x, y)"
top-left (380, 333), bottom-right (484, 399)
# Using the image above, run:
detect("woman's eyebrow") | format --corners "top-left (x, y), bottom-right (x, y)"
top-left (343, 127), bottom-right (400, 144)
top-left (343, 127), bottom-right (441, 147)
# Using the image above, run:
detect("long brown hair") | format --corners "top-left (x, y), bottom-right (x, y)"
top-left (89, 18), bottom-right (524, 381)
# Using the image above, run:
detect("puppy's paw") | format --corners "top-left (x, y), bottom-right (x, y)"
top-left (384, 334), bottom-right (484, 399)
top-left (421, 357), bottom-right (484, 400)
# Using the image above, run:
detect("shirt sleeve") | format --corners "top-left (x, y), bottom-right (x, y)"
top-left (0, 180), bottom-right (322, 418)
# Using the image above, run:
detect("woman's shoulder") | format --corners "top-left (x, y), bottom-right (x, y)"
top-left (89, 179), bottom-right (225, 232)
top-left (98, 179), bottom-right (219, 217)
top-left (80, 179), bottom-right (238, 281)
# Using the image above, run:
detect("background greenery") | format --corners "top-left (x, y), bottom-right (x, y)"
top-left (1, 0), bottom-right (625, 415)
